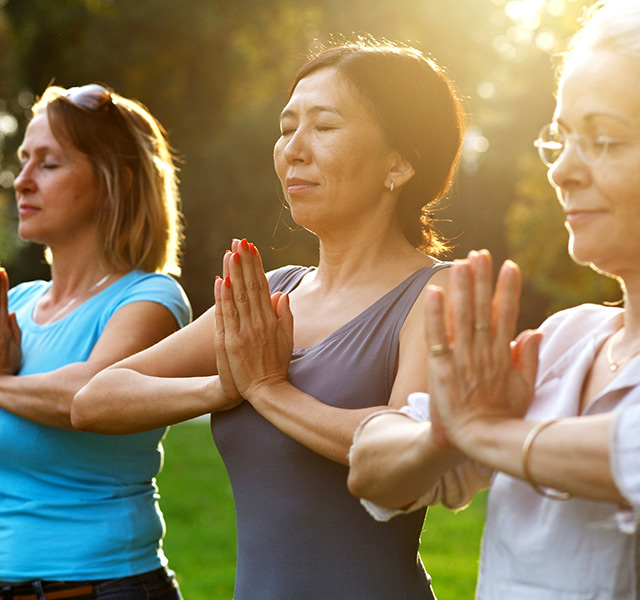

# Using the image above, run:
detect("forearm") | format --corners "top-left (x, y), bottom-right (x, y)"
top-left (246, 380), bottom-right (385, 465)
top-left (457, 415), bottom-right (625, 503)
top-left (348, 413), bottom-right (464, 508)
top-left (0, 364), bottom-right (105, 429)
top-left (72, 367), bottom-right (228, 434)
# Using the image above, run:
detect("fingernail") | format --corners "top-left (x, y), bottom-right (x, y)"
top-left (225, 249), bottom-right (231, 255)
top-left (233, 253), bottom-right (240, 264)
top-left (224, 277), bottom-right (231, 288)
top-left (249, 243), bottom-right (257, 256)
top-left (240, 238), bottom-right (249, 251)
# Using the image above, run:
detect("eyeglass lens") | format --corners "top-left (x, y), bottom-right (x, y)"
top-left (534, 123), bottom-right (608, 167)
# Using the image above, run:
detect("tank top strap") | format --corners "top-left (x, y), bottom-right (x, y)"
top-left (268, 265), bottom-right (315, 294)
top-left (377, 261), bottom-right (451, 327)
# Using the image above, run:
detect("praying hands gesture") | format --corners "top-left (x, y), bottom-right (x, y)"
top-left (213, 238), bottom-right (293, 404)
top-left (424, 250), bottom-right (542, 452)
top-left (0, 267), bottom-right (22, 375)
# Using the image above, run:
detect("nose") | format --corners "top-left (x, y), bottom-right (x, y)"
top-left (548, 138), bottom-right (589, 193)
top-left (13, 163), bottom-right (35, 194)
top-left (282, 127), bottom-right (310, 165)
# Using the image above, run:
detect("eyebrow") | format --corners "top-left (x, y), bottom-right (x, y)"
top-left (17, 144), bottom-right (60, 159)
top-left (279, 105), bottom-right (344, 121)
top-left (557, 112), bottom-right (635, 129)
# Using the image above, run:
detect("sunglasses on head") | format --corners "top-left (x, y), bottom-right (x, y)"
top-left (64, 84), bottom-right (115, 112)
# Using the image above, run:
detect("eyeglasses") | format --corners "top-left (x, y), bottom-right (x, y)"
top-left (533, 122), bottom-right (625, 167)
top-left (64, 84), bottom-right (115, 112)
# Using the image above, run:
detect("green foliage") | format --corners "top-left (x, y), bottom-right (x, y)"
top-left (0, 0), bottom-right (607, 323)
top-left (159, 422), bottom-right (486, 600)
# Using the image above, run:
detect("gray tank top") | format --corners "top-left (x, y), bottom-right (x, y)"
top-left (212, 263), bottom-right (448, 600)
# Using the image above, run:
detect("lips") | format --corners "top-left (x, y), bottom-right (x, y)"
top-left (18, 202), bottom-right (40, 216)
top-left (564, 208), bottom-right (607, 225)
top-left (285, 177), bottom-right (317, 194)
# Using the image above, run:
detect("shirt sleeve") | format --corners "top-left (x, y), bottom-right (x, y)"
top-left (611, 405), bottom-right (640, 533)
top-left (107, 272), bottom-right (192, 329)
top-left (350, 393), bottom-right (492, 522)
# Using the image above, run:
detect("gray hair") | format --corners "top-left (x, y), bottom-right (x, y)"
top-left (564, 0), bottom-right (640, 72)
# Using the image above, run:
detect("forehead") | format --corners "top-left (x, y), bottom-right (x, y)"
top-left (19, 113), bottom-right (66, 153)
top-left (282, 67), bottom-right (370, 119)
top-left (556, 48), bottom-right (640, 127)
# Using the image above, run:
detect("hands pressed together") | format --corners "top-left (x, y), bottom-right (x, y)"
top-left (0, 267), bottom-right (21, 375)
top-left (213, 238), bottom-right (293, 407)
top-left (425, 250), bottom-right (543, 451)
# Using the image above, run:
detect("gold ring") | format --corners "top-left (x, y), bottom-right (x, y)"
top-left (430, 343), bottom-right (450, 357)
top-left (474, 323), bottom-right (490, 331)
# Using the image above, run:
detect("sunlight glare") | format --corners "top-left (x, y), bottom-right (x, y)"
top-left (535, 30), bottom-right (556, 52)
top-left (0, 113), bottom-right (18, 137)
top-left (505, 0), bottom-right (544, 30)
top-left (476, 81), bottom-right (497, 100)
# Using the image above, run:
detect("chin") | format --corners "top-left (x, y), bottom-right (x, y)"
top-left (568, 234), bottom-right (604, 267)
top-left (16, 226), bottom-right (43, 245)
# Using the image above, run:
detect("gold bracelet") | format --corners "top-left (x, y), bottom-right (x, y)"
top-left (521, 419), bottom-right (572, 501)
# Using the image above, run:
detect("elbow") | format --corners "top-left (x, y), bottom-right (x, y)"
top-left (71, 381), bottom-right (102, 432)
top-left (347, 470), bottom-right (368, 500)
top-left (347, 445), bottom-right (377, 500)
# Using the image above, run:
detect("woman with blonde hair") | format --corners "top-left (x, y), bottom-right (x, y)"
top-left (0, 84), bottom-right (190, 598)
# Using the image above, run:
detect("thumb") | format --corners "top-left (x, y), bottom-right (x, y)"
top-left (275, 293), bottom-right (294, 341)
top-left (9, 312), bottom-right (21, 345)
top-left (513, 329), bottom-right (542, 385)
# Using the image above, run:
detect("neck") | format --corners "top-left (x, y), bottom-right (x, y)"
top-left (46, 241), bottom-right (116, 300)
top-left (617, 277), bottom-right (640, 339)
top-left (314, 223), bottom-right (431, 290)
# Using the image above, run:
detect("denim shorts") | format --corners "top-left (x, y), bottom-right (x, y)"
top-left (93, 568), bottom-right (183, 600)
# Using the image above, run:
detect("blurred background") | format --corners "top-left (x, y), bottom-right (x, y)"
top-left (0, 0), bottom-right (619, 327)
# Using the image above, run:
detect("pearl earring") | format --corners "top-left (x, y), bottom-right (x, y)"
top-left (389, 181), bottom-right (395, 192)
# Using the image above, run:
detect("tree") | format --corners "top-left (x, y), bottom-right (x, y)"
top-left (0, 0), bottom-right (607, 323)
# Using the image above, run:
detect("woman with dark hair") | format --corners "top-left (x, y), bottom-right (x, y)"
top-left (0, 84), bottom-right (191, 598)
top-left (74, 39), bottom-right (465, 599)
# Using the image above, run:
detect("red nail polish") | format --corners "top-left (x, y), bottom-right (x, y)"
top-left (224, 277), bottom-right (231, 288)
top-left (233, 253), bottom-right (240, 264)
top-left (215, 275), bottom-right (221, 281)
top-left (249, 243), bottom-right (258, 256)
top-left (225, 249), bottom-right (231, 255)
top-left (240, 238), bottom-right (249, 251)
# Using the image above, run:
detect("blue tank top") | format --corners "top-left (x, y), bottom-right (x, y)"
top-left (212, 263), bottom-right (447, 600)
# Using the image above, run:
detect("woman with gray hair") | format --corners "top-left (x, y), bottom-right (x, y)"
top-left (349, 1), bottom-right (640, 598)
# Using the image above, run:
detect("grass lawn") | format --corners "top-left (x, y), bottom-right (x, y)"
top-left (158, 421), bottom-right (486, 600)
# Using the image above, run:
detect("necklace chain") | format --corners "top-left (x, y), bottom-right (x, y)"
top-left (606, 328), bottom-right (640, 372)
top-left (35, 272), bottom-right (113, 325)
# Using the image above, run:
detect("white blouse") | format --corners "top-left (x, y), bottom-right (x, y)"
top-left (354, 303), bottom-right (640, 599)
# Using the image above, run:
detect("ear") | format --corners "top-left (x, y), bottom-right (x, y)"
top-left (384, 151), bottom-right (415, 192)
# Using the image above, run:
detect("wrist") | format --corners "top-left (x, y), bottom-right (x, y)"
top-left (449, 415), bottom-right (507, 456)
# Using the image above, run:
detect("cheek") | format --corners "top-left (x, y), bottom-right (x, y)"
top-left (594, 168), bottom-right (640, 214)
top-left (273, 142), bottom-right (286, 180)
